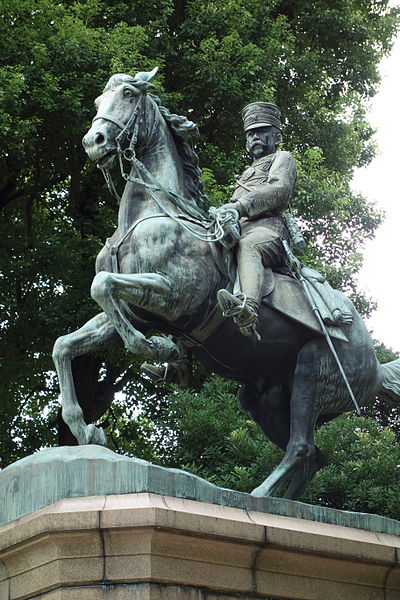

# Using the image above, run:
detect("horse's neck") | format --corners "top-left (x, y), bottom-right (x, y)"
top-left (117, 119), bottom-right (186, 229)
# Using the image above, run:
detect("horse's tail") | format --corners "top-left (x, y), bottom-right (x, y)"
top-left (379, 358), bottom-right (400, 402)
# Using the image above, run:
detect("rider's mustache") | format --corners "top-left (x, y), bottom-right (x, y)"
top-left (249, 140), bottom-right (267, 150)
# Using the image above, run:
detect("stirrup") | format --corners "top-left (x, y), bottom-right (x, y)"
top-left (217, 289), bottom-right (261, 341)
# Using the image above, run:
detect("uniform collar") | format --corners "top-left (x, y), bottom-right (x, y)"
top-left (251, 152), bottom-right (276, 167)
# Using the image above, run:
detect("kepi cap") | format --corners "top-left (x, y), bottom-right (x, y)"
top-left (242, 102), bottom-right (281, 131)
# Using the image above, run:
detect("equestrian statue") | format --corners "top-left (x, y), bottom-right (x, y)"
top-left (52, 68), bottom-right (400, 499)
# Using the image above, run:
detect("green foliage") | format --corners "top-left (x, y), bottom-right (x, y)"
top-left (303, 415), bottom-right (400, 520)
top-left (361, 341), bottom-right (400, 440)
top-left (293, 146), bottom-right (383, 305)
top-left (1, 0), bottom-right (400, 519)
top-left (101, 375), bottom-right (283, 491)
top-left (100, 374), bottom-right (400, 519)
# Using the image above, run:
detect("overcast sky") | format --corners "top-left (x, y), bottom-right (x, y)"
top-left (352, 21), bottom-right (400, 352)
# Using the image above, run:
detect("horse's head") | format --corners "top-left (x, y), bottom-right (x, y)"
top-left (82, 67), bottom-right (158, 170)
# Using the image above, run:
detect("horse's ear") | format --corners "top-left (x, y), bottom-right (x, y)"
top-left (134, 66), bottom-right (159, 82)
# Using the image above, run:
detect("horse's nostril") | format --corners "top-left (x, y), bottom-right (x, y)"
top-left (95, 132), bottom-right (105, 144)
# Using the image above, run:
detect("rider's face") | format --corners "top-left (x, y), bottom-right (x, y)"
top-left (246, 126), bottom-right (277, 159)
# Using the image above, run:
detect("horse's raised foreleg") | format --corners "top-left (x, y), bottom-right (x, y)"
top-left (52, 313), bottom-right (117, 446)
top-left (90, 271), bottom-right (183, 362)
top-left (251, 342), bottom-right (319, 497)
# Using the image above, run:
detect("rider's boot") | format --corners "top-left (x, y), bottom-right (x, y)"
top-left (217, 289), bottom-right (260, 339)
top-left (140, 357), bottom-right (192, 388)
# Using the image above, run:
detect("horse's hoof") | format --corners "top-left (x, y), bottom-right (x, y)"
top-left (141, 359), bottom-right (192, 388)
top-left (141, 362), bottom-right (167, 383)
top-left (250, 476), bottom-right (279, 497)
top-left (85, 424), bottom-right (108, 447)
top-left (250, 484), bottom-right (271, 497)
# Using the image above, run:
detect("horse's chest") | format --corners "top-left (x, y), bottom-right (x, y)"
top-left (95, 220), bottom-right (185, 274)
top-left (95, 245), bottom-right (113, 273)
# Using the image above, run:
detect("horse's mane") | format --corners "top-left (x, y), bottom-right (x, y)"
top-left (104, 74), bottom-right (208, 208)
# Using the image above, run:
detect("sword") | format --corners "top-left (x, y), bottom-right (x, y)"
top-left (282, 241), bottom-right (361, 415)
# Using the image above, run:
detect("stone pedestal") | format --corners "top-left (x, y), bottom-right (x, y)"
top-left (1, 492), bottom-right (400, 600)
top-left (1, 446), bottom-right (400, 600)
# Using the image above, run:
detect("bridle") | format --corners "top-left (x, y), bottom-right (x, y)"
top-left (92, 90), bottom-right (237, 247)
top-left (93, 93), bottom-right (146, 201)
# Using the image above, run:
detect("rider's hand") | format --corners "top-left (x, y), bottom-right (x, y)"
top-left (212, 202), bottom-right (243, 217)
top-left (221, 202), bottom-right (241, 214)
top-left (209, 205), bottom-right (240, 221)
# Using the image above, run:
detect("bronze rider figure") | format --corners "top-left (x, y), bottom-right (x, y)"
top-left (216, 101), bottom-right (296, 337)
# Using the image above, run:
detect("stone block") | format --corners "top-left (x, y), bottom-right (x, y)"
top-left (32, 583), bottom-right (260, 600)
top-left (1, 493), bottom-right (400, 599)
top-left (256, 546), bottom-right (388, 599)
top-left (103, 528), bottom-right (256, 593)
top-left (3, 530), bottom-right (104, 600)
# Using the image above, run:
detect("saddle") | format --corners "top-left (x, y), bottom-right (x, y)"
top-left (208, 243), bottom-right (349, 344)
top-left (261, 269), bottom-right (349, 342)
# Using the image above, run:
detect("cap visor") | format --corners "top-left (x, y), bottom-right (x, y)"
top-left (245, 122), bottom-right (273, 131)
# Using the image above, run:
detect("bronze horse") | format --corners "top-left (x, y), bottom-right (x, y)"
top-left (52, 69), bottom-right (400, 499)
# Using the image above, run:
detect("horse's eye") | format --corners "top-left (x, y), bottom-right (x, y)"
top-left (123, 88), bottom-right (135, 98)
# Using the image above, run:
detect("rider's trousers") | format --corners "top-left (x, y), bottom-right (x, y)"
top-left (237, 219), bottom-right (289, 306)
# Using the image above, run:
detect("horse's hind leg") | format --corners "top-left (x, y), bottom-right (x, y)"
top-left (251, 342), bottom-right (320, 497)
top-left (52, 313), bottom-right (118, 446)
top-left (241, 382), bottom-right (325, 499)
top-left (238, 383), bottom-right (291, 451)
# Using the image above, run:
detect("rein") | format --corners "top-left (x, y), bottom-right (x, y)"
top-left (118, 154), bottom-right (232, 245)
top-left (105, 212), bottom-right (215, 273)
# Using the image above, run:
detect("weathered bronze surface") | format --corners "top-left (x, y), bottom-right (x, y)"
top-left (52, 69), bottom-right (400, 500)
top-left (215, 101), bottom-right (295, 337)
top-left (2, 445), bottom-right (400, 536)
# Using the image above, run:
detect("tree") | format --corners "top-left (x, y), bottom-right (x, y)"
top-left (1, 0), bottom-right (399, 517)
top-left (0, 0), bottom-right (155, 464)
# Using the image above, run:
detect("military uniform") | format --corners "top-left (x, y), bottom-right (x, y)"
top-left (232, 151), bottom-right (296, 221)
top-left (230, 150), bottom-right (296, 304)
top-left (217, 103), bottom-right (297, 335)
